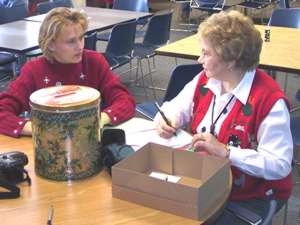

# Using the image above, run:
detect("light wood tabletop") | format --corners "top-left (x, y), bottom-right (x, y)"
top-left (156, 25), bottom-right (300, 73)
top-left (0, 133), bottom-right (230, 225)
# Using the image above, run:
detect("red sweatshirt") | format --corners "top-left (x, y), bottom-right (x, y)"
top-left (0, 50), bottom-right (135, 137)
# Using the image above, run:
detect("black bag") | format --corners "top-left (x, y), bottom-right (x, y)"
top-left (0, 151), bottom-right (31, 199)
top-left (101, 129), bottom-right (134, 175)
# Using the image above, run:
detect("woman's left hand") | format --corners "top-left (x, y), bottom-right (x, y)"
top-left (192, 132), bottom-right (228, 158)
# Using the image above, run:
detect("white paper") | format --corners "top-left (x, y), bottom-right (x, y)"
top-left (115, 118), bottom-right (192, 151)
top-left (149, 171), bottom-right (181, 183)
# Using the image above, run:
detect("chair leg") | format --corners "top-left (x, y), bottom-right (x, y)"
top-left (15, 54), bottom-right (26, 76)
top-left (152, 57), bottom-right (156, 70)
top-left (137, 58), bottom-right (148, 99)
top-left (11, 61), bottom-right (17, 78)
top-left (174, 57), bottom-right (178, 66)
top-left (283, 73), bottom-right (288, 93)
top-left (147, 57), bottom-right (157, 100)
top-left (128, 60), bottom-right (133, 82)
top-left (283, 201), bottom-right (288, 225)
top-left (135, 58), bottom-right (140, 86)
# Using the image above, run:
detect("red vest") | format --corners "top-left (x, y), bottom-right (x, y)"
top-left (191, 69), bottom-right (292, 200)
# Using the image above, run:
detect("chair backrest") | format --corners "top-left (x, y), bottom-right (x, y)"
top-left (36, 0), bottom-right (73, 14)
top-left (0, 3), bottom-right (28, 24)
top-left (163, 63), bottom-right (203, 102)
top-left (192, 0), bottom-right (223, 6)
top-left (191, 0), bottom-right (226, 9)
top-left (278, 0), bottom-right (289, 8)
top-left (84, 32), bottom-right (97, 51)
top-left (143, 11), bottom-right (173, 47)
top-left (112, 0), bottom-right (149, 12)
top-left (36, 1), bottom-right (55, 14)
top-left (268, 8), bottom-right (300, 28)
top-left (105, 20), bottom-right (137, 57)
top-left (54, 0), bottom-right (74, 8)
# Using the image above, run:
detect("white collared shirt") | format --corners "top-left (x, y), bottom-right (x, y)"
top-left (154, 70), bottom-right (293, 180)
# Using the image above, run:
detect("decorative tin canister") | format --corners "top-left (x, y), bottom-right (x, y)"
top-left (30, 85), bottom-right (101, 181)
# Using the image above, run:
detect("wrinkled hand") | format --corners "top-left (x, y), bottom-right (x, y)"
top-left (192, 132), bottom-right (227, 158)
top-left (156, 117), bottom-right (178, 139)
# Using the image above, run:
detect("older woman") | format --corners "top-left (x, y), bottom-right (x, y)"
top-left (155, 10), bottom-right (292, 223)
top-left (0, 7), bottom-right (135, 137)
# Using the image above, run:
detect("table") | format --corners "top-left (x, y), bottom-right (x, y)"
top-left (25, 7), bottom-right (151, 29)
top-left (0, 132), bottom-right (230, 225)
top-left (155, 25), bottom-right (300, 73)
top-left (0, 7), bottom-right (151, 53)
top-left (0, 20), bottom-right (41, 53)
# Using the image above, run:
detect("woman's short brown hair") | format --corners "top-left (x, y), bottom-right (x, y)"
top-left (38, 7), bottom-right (88, 62)
top-left (198, 10), bottom-right (262, 71)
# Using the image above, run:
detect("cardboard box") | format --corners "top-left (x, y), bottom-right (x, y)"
top-left (112, 143), bottom-right (231, 221)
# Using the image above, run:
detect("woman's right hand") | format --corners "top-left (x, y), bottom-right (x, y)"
top-left (155, 117), bottom-right (178, 139)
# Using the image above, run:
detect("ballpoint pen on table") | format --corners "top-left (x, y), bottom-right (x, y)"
top-left (47, 205), bottom-right (54, 225)
top-left (154, 102), bottom-right (177, 136)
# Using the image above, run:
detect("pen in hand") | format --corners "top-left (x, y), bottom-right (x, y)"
top-left (47, 205), bottom-right (54, 225)
top-left (154, 102), bottom-right (177, 136)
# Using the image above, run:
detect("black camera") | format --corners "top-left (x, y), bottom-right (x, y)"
top-left (0, 151), bottom-right (28, 168)
top-left (0, 151), bottom-right (29, 183)
top-left (0, 151), bottom-right (31, 199)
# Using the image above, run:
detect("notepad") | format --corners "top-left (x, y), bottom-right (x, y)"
top-left (115, 118), bottom-right (192, 151)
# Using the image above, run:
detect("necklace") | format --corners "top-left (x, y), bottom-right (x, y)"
top-left (210, 94), bottom-right (235, 135)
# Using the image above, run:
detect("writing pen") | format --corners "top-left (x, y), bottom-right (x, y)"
top-left (47, 205), bottom-right (54, 225)
top-left (154, 102), bottom-right (177, 136)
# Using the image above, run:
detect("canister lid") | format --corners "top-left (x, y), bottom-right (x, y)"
top-left (30, 85), bottom-right (100, 109)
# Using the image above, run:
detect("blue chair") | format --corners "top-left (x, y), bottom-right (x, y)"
top-left (54, 0), bottom-right (74, 8)
top-left (84, 32), bottom-right (98, 51)
top-left (37, 0), bottom-right (73, 14)
top-left (97, 0), bottom-right (149, 41)
top-left (113, 0), bottom-right (148, 12)
top-left (190, 0), bottom-right (231, 14)
top-left (133, 11), bottom-right (173, 98)
top-left (0, 4), bottom-right (27, 78)
top-left (237, 0), bottom-right (273, 24)
top-left (103, 20), bottom-right (137, 70)
top-left (36, 1), bottom-right (55, 14)
top-left (0, 3), bottom-right (28, 24)
top-left (278, 0), bottom-right (290, 8)
top-left (238, 0), bottom-right (272, 9)
top-left (136, 63), bottom-right (202, 120)
top-left (268, 8), bottom-right (300, 28)
top-left (0, 52), bottom-right (17, 82)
